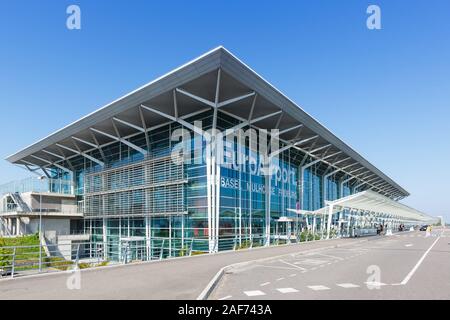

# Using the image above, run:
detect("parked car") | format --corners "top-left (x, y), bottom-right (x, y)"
top-left (419, 225), bottom-right (429, 231)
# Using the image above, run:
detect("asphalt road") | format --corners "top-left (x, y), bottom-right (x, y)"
top-left (210, 228), bottom-right (450, 300)
top-left (1, 229), bottom-right (447, 300)
top-left (0, 236), bottom-right (365, 299)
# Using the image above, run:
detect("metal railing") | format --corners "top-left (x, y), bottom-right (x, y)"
top-left (0, 177), bottom-right (74, 196)
top-left (1, 230), bottom-right (343, 279)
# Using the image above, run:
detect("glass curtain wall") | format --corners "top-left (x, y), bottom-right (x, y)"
top-left (50, 109), bottom-right (360, 262)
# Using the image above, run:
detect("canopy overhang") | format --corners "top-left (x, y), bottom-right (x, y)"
top-left (289, 190), bottom-right (433, 223)
top-left (6, 46), bottom-right (411, 199)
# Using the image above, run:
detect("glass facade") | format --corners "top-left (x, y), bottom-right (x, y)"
top-left (31, 109), bottom-right (366, 261)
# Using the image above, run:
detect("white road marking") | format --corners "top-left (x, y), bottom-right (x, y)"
top-left (316, 252), bottom-right (344, 261)
top-left (219, 295), bottom-right (232, 300)
top-left (297, 258), bottom-right (328, 265)
top-left (401, 234), bottom-right (441, 285)
top-left (289, 274), bottom-right (297, 277)
top-left (276, 277), bottom-right (285, 281)
top-left (277, 287), bottom-right (299, 293)
top-left (365, 281), bottom-right (387, 287)
top-left (244, 290), bottom-right (266, 297)
top-left (337, 283), bottom-right (360, 288)
top-left (308, 285), bottom-right (330, 291)
top-left (257, 265), bottom-right (300, 271)
top-left (405, 244), bottom-right (413, 247)
top-left (279, 259), bottom-right (308, 271)
top-left (260, 282), bottom-right (270, 287)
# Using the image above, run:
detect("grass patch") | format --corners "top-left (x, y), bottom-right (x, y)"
top-left (0, 234), bottom-right (42, 269)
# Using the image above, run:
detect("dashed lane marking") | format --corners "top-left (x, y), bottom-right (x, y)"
top-left (219, 295), bottom-right (232, 300)
top-left (308, 285), bottom-right (330, 291)
top-left (260, 282), bottom-right (270, 287)
top-left (405, 244), bottom-right (413, 247)
top-left (277, 288), bottom-right (299, 294)
top-left (276, 277), bottom-right (285, 281)
top-left (337, 283), bottom-right (360, 288)
top-left (365, 281), bottom-right (387, 287)
top-left (244, 290), bottom-right (266, 297)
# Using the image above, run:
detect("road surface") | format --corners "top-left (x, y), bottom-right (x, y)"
top-left (1, 229), bottom-right (447, 300)
top-left (210, 228), bottom-right (450, 300)
top-left (0, 236), bottom-right (364, 299)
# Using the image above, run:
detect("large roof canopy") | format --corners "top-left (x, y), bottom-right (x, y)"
top-left (290, 190), bottom-right (433, 222)
top-left (6, 46), bottom-right (409, 199)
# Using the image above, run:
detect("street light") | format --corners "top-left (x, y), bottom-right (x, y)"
top-left (37, 175), bottom-right (46, 272)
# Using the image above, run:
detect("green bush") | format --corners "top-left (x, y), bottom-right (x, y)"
top-left (299, 231), bottom-right (316, 242)
top-left (236, 240), bottom-right (251, 250)
top-left (0, 234), bottom-right (41, 268)
top-left (190, 251), bottom-right (207, 256)
top-left (44, 256), bottom-right (72, 271)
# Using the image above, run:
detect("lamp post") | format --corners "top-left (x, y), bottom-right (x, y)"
top-left (37, 175), bottom-right (46, 272)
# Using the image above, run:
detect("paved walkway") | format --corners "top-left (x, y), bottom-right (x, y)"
top-left (0, 237), bottom-right (365, 300)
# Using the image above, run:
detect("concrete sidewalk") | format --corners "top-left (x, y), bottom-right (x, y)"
top-left (0, 237), bottom-right (367, 300)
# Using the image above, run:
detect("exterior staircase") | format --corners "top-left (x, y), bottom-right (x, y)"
top-left (9, 193), bottom-right (31, 212)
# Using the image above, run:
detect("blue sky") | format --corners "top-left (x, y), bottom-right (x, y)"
top-left (0, 0), bottom-right (449, 220)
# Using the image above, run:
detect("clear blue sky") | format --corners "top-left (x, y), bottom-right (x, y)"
top-left (0, 0), bottom-right (449, 220)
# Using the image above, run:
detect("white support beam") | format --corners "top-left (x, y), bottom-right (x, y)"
top-left (173, 89), bottom-right (179, 119)
top-left (339, 162), bottom-right (359, 171)
top-left (310, 144), bottom-right (332, 154)
top-left (113, 117), bottom-right (146, 133)
top-left (321, 151), bottom-right (342, 161)
top-left (138, 105), bottom-right (151, 152)
top-left (273, 124), bottom-right (304, 137)
top-left (360, 175), bottom-right (379, 185)
top-left (42, 149), bottom-right (65, 161)
top-left (331, 157), bottom-right (351, 166)
top-left (223, 110), bottom-right (283, 137)
top-left (89, 131), bottom-right (107, 163)
top-left (29, 154), bottom-right (72, 173)
top-left (19, 160), bottom-right (40, 169)
top-left (90, 128), bottom-right (148, 156)
top-left (175, 88), bottom-right (216, 108)
top-left (353, 170), bottom-right (372, 179)
top-left (71, 136), bottom-right (98, 149)
top-left (218, 92), bottom-right (256, 108)
top-left (348, 167), bottom-right (366, 175)
top-left (56, 143), bottom-right (104, 167)
top-left (247, 94), bottom-right (257, 121)
top-left (326, 204), bottom-right (334, 239)
top-left (270, 135), bottom-right (319, 158)
top-left (141, 104), bottom-right (208, 138)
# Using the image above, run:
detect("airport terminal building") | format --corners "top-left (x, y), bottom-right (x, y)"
top-left (1, 47), bottom-right (433, 261)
